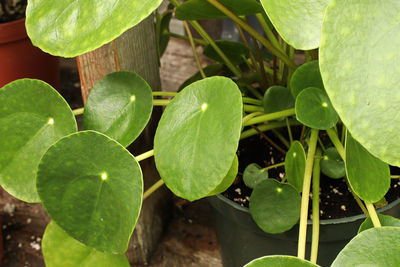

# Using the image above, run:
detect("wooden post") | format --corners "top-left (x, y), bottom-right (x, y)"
top-left (76, 15), bottom-right (171, 265)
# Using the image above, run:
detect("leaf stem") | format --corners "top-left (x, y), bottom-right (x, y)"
top-left (271, 129), bottom-right (290, 149)
top-left (285, 117), bottom-right (293, 145)
top-left (261, 162), bottom-right (285, 171)
top-left (183, 21), bottom-right (206, 79)
top-left (242, 97), bottom-right (262, 106)
top-left (143, 179), bottom-right (165, 200)
top-left (205, 0), bottom-right (296, 69)
top-left (298, 129), bottom-right (319, 260)
top-left (243, 104), bottom-right (264, 113)
top-left (326, 128), bottom-right (345, 159)
top-left (72, 107), bottom-right (84, 116)
top-left (243, 108), bottom-right (295, 126)
top-left (153, 99), bottom-right (171, 106)
top-left (240, 120), bottom-right (302, 139)
top-left (152, 91), bottom-right (177, 97)
top-left (311, 148), bottom-right (321, 264)
top-left (365, 202), bottom-right (382, 227)
top-left (136, 149), bottom-right (154, 162)
top-left (255, 13), bottom-right (282, 51)
top-left (167, 31), bottom-right (208, 46)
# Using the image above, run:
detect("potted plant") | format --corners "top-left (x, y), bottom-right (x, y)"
top-left (1, 0), bottom-right (400, 266)
top-left (0, 0), bottom-right (59, 88)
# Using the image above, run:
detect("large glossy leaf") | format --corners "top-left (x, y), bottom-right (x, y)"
top-left (245, 255), bottom-right (320, 267)
top-left (154, 77), bottom-right (242, 201)
top-left (243, 163), bottom-right (269, 189)
top-left (320, 147), bottom-right (345, 179)
top-left (359, 214), bottom-right (400, 233)
top-left (26, 0), bottom-right (163, 57)
top-left (250, 179), bottom-right (300, 234)
top-left (175, 0), bottom-right (263, 20)
top-left (345, 133), bottom-right (390, 203)
top-left (83, 71), bottom-right (153, 147)
top-left (260, 0), bottom-right (330, 50)
top-left (285, 141), bottom-right (306, 192)
top-left (332, 227), bottom-right (400, 267)
top-left (320, 0), bottom-right (400, 166)
top-left (263, 86), bottom-right (295, 115)
top-left (37, 131), bottom-right (143, 254)
top-left (0, 79), bottom-right (77, 203)
top-left (203, 40), bottom-right (249, 65)
top-left (295, 87), bottom-right (338, 130)
top-left (42, 222), bottom-right (129, 267)
top-left (290, 61), bottom-right (324, 98)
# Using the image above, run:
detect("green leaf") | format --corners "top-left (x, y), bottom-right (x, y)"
top-left (243, 163), bottom-right (269, 189)
top-left (320, 0), bottom-right (400, 167)
top-left (320, 147), bottom-right (345, 179)
top-left (154, 77), bottom-right (242, 201)
top-left (0, 79), bottom-right (77, 203)
top-left (175, 0), bottom-right (263, 20)
top-left (250, 179), bottom-right (300, 234)
top-left (26, 0), bottom-right (163, 57)
top-left (203, 40), bottom-right (249, 65)
top-left (245, 255), bottom-right (320, 267)
top-left (178, 64), bottom-right (225, 91)
top-left (290, 61), bottom-right (324, 98)
top-left (260, 0), bottom-right (330, 50)
top-left (37, 131), bottom-right (143, 254)
top-left (345, 132), bottom-right (390, 203)
top-left (359, 214), bottom-right (400, 233)
top-left (263, 86), bottom-right (295, 115)
top-left (156, 6), bottom-right (173, 57)
top-left (285, 141), bottom-right (306, 192)
top-left (83, 71), bottom-right (153, 147)
top-left (42, 222), bottom-right (129, 267)
top-left (208, 155), bottom-right (238, 195)
top-left (295, 87), bottom-right (338, 130)
top-left (332, 227), bottom-right (400, 267)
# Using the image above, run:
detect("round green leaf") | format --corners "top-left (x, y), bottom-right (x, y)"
top-left (37, 131), bottom-right (143, 254)
top-left (83, 71), bottom-right (153, 147)
top-left (320, 0), bottom-right (400, 167)
top-left (154, 77), bottom-right (242, 201)
top-left (295, 87), bottom-right (338, 130)
top-left (43, 222), bottom-right (129, 267)
top-left (320, 147), bottom-right (345, 179)
top-left (175, 0), bottom-right (263, 20)
top-left (285, 141), bottom-right (306, 192)
top-left (290, 61), bottom-right (324, 98)
top-left (243, 163), bottom-right (269, 189)
top-left (203, 40), bottom-right (249, 65)
top-left (332, 227), bottom-right (400, 267)
top-left (345, 132), bottom-right (390, 203)
top-left (263, 86), bottom-right (295, 115)
top-left (209, 155), bottom-right (238, 195)
top-left (0, 79), bottom-right (77, 203)
top-left (359, 214), bottom-right (400, 233)
top-left (250, 179), bottom-right (301, 234)
top-left (245, 255), bottom-right (320, 267)
top-left (260, 0), bottom-right (330, 50)
top-left (26, 0), bottom-right (163, 57)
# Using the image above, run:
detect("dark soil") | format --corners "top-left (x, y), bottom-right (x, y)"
top-left (224, 129), bottom-right (400, 220)
top-left (0, 0), bottom-right (26, 23)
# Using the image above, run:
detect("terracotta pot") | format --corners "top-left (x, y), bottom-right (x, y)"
top-left (0, 18), bottom-right (59, 88)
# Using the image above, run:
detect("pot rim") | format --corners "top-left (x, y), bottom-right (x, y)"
top-left (214, 193), bottom-right (400, 225)
top-left (0, 17), bottom-right (27, 44)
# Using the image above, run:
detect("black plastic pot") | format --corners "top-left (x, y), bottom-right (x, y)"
top-left (208, 194), bottom-right (400, 267)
